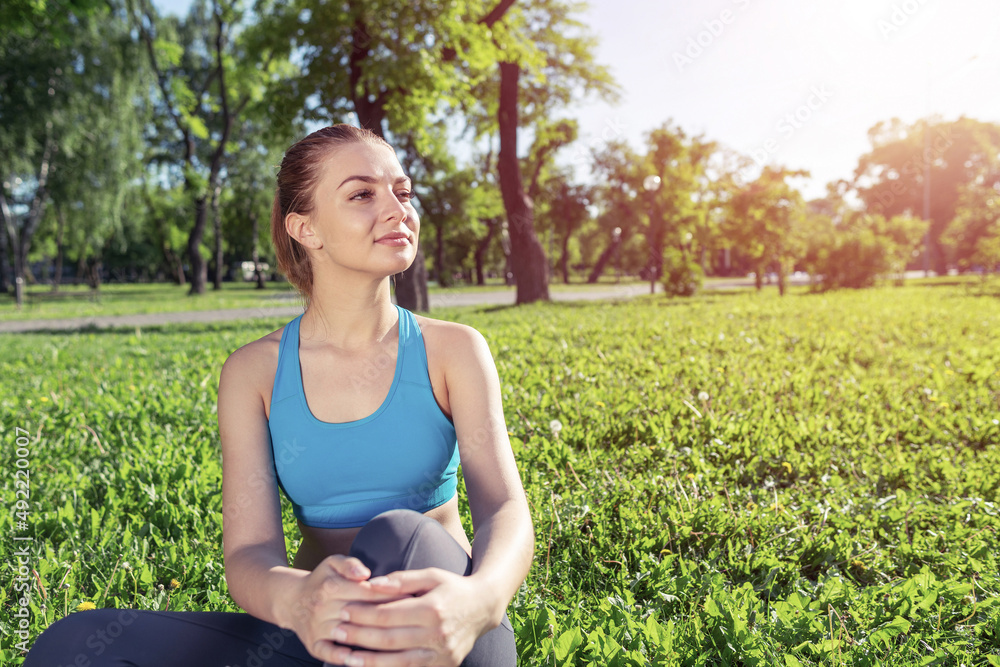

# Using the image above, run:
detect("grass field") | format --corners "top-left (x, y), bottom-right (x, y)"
top-left (2, 283), bottom-right (1000, 665)
top-left (0, 275), bottom-right (653, 323)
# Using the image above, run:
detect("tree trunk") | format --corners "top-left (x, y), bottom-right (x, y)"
top-left (435, 215), bottom-right (447, 287)
top-left (394, 256), bottom-right (429, 312)
top-left (188, 193), bottom-right (209, 294)
top-left (212, 184), bottom-right (223, 290)
top-left (474, 218), bottom-right (498, 286)
top-left (8, 137), bottom-right (56, 306)
top-left (52, 205), bottom-right (66, 292)
top-left (587, 241), bottom-right (618, 284)
top-left (497, 61), bottom-right (548, 305)
top-left (88, 255), bottom-right (102, 291)
top-left (559, 235), bottom-right (570, 284)
top-left (0, 191), bottom-right (13, 294)
top-left (250, 206), bottom-right (266, 289)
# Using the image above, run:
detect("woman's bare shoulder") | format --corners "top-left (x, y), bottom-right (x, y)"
top-left (413, 314), bottom-right (489, 354)
top-left (219, 325), bottom-right (287, 394)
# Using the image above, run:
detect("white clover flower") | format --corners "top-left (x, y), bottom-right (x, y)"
top-left (549, 419), bottom-right (563, 437)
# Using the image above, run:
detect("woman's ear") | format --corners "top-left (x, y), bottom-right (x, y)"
top-left (286, 212), bottom-right (322, 249)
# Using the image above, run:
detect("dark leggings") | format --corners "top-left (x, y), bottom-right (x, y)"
top-left (23, 510), bottom-right (516, 666)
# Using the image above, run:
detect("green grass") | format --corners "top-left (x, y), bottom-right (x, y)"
top-left (0, 276), bottom-right (653, 322)
top-left (2, 284), bottom-right (1000, 665)
top-left (0, 282), bottom-right (303, 322)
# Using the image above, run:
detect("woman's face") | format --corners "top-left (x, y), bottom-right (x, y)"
top-left (297, 141), bottom-right (419, 279)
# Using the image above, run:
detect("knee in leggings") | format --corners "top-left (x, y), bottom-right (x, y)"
top-left (352, 509), bottom-right (429, 554)
top-left (26, 608), bottom-right (141, 663)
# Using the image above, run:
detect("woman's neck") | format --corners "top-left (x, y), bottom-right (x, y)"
top-left (300, 276), bottom-right (398, 352)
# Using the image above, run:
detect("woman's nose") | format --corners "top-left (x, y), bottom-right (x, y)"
top-left (382, 190), bottom-right (408, 223)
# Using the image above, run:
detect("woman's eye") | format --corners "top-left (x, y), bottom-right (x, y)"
top-left (397, 190), bottom-right (415, 201)
top-left (350, 189), bottom-right (374, 200)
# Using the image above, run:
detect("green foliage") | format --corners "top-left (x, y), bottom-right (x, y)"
top-left (725, 165), bottom-right (809, 293)
top-left (808, 212), bottom-right (928, 290)
top-left (853, 116), bottom-right (1000, 274)
top-left (2, 285), bottom-right (999, 665)
top-left (661, 246), bottom-right (704, 297)
top-left (942, 181), bottom-right (1000, 272)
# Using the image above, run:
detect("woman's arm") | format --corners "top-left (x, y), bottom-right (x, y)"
top-left (218, 343), bottom-right (396, 661)
top-left (445, 323), bottom-right (535, 623)
top-left (332, 323), bottom-right (534, 666)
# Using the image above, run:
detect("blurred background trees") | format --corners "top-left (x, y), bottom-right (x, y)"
top-left (2, 0), bottom-right (998, 308)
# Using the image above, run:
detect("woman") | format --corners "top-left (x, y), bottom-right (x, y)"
top-left (24, 125), bottom-right (534, 666)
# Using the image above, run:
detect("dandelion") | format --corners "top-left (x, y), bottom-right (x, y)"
top-left (595, 401), bottom-right (606, 408)
top-left (170, 579), bottom-right (180, 590)
top-left (746, 501), bottom-right (758, 512)
top-left (781, 462), bottom-right (793, 474)
top-left (697, 391), bottom-right (709, 402)
top-left (76, 601), bottom-right (96, 612)
top-left (850, 559), bottom-right (866, 571)
top-left (686, 473), bottom-right (696, 481)
top-left (549, 419), bottom-right (563, 437)
top-left (122, 562), bottom-right (132, 572)
top-left (40, 396), bottom-right (49, 402)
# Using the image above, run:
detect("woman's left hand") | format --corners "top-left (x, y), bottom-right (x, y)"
top-left (326, 568), bottom-right (499, 666)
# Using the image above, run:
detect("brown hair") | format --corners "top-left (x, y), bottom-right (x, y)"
top-left (270, 124), bottom-right (392, 299)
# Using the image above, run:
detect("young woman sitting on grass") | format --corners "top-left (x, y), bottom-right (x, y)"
top-left (24, 124), bottom-right (535, 666)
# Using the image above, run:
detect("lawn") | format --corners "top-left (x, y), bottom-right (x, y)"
top-left (2, 283), bottom-right (999, 665)
top-left (0, 275), bottom-right (652, 323)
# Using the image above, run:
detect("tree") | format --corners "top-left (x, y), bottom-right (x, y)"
top-left (813, 212), bottom-right (928, 290)
top-left (852, 116), bottom-right (1000, 275)
top-left (488, 0), bottom-right (616, 303)
top-left (133, 0), bottom-right (287, 294)
top-left (260, 0), bottom-right (504, 309)
top-left (587, 139), bottom-right (642, 283)
top-left (725, 166), bottom-right (809, 295)
top-left (536, 171), bottom-right (591, 284)
top-left (1, 0), bottom-right (144, 301)
top-left (941, 180), bottom-right (1000, 273)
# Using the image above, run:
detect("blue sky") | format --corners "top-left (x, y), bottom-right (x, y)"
top-left (153, 0), bottom-right (1000, 200)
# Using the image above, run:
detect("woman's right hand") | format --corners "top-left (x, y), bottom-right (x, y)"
top-left (288, 555), bottom-right (407, 662)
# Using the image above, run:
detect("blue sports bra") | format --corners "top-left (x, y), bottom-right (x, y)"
top-left (267, 305), bottom-right (460, 529)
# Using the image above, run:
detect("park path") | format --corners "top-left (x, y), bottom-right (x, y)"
top-left (0, 283), bottom-right (661, 334)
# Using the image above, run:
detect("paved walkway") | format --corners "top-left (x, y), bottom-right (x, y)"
top-left (0, 283), bottom-right (660, 333)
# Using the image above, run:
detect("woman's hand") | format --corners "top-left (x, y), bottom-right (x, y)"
top-left (326, 567), bottom-right (499, 667)
top-left (287, 555), bottom-right (410, 663)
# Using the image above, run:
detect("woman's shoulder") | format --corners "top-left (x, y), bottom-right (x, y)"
top-left (412, 313), bottom-right (488, 348)
top-left (412, 313), bottom-right (493, 367)
top-left (218, 322), bottom-right (288, 391)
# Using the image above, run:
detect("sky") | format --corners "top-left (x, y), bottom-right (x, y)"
top-left (153, 0), bottom-right (1000, 200)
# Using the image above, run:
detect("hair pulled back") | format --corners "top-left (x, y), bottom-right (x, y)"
top-left (270, 124), bottom-right (391, 299)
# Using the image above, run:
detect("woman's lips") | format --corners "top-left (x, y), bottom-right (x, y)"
top-left (375, 233), bottom-right (410, 246)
